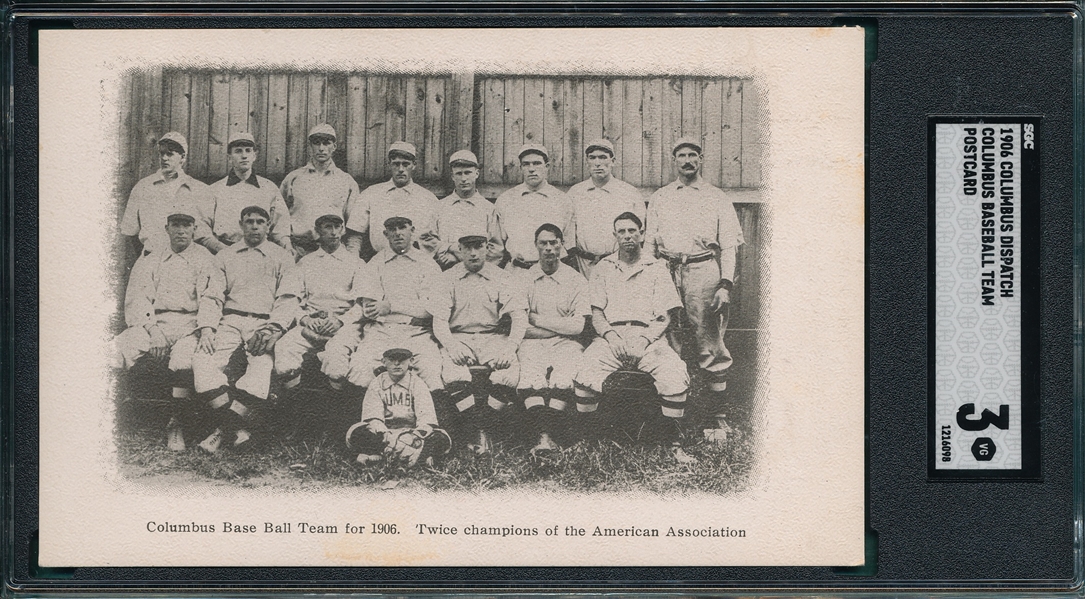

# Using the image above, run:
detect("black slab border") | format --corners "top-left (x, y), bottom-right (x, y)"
top-left (3, 4), bottom-right (1080, 594)
top-left (926, 115), bottom-right (1043, 481)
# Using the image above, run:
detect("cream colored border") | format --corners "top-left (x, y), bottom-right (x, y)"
top-left (38, 27), bottom-right (865, 567)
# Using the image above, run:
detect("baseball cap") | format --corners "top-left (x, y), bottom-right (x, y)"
top-left (314, 213), bottom-right (344, 228)
top-left (383, 348), bottom-right (414, 361)
top-left (158, 131), bottom-right (188, 156)
top-left (585, 138), bottom-right (615, 157)
top-left (308, 123), bottom-right (337, 142)
top-left (388, 141), bottom-right (418, 160)
top-left (518, 142), bottom-right (549, 162)
top-left (672, 137), bottom-right (703, 156)
top-left (227, 131), bottom-right (256, 151)
top-left (384, 216), bottom-right (413, 229)
top-left (448, 149), bottom-right (479, 167)
top-left (165, 203), bottom-right (197, 223)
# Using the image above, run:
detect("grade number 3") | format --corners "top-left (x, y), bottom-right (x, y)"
top-left (956, 403), bottom-right (1010, 431)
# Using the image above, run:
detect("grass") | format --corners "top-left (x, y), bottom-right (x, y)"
top-left (116, 399), bottom-right (755, 496)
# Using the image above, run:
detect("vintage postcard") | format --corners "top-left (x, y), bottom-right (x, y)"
top-left (37, 27), bottom-right (865, 567)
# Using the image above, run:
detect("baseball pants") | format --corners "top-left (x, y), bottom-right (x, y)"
top-left (273, 326), bottom-right (329, 382)
top-left (346, 322), bottom-right (443, 391)
top-left (667, 259), bottom-right (732, 392)
top-left (441, 332), bottom-right (520, 389)
top-left (574, 327), bottom-right (690, 418)
top-left (112, 311), bottom-right (199, 397)
top-left (517, 336), bottom-right (582, 411)
top-left (192, 313), bottom-right (274, 400)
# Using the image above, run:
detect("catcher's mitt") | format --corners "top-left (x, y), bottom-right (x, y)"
top-left (384, 428), bottom-right (425, 468)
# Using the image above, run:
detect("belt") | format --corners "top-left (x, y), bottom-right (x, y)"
top-left (578, 249), bottom-right (612, 262)
top-left (511, 258), bottom-right (538, 270)
top-left (381, 314), bottom-right (416, 325)
top-left (223, 308), bottom-right (270, 320)
top-left (154, 309), bottom-right (196, 315)
top-left (610, 320), bottom-right (648, 328)
top-left (659, 249), bottom-right (715, 265)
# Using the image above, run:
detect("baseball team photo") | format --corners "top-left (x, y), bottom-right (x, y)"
top-left (109, 64), bottom-right (768, 494)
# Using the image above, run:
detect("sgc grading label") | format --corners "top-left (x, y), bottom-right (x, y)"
top-left (928, 117), bottom-right (1041, 480)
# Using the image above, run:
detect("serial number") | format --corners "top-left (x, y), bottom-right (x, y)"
top-left (941, 425), bottom-right (952, 462)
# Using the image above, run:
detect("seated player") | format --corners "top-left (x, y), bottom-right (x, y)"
top-left (573, 212), bottom-right (695, 463)
top-left (192, 205), bottom-right (300, 452)
top-left (321, 216), bottom-right (443, 393)
top-left (429, 230), bottom-right (527, 454)
top-left (111, 204), bottom-right (216, 451)
top-left (273, 213), bottom-right (361, 391)
top-left (517, 223), bottom-right (589, 455)
top-left (345, 348), bottom-right (452, 467)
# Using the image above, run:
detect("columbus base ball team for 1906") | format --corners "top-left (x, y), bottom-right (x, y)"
top-left (112, 121), bottom-right (745, 467)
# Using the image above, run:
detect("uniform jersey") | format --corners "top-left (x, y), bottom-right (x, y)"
top-left (204, 240), bottom-right (301, 331)
top-left (360, 371), bottom-right (438, 430)
top-left (120, 170), bottom-right (211, 255)
top-left (494, 182), bottom-right (573, 263)
top-left (428, 262), bottom-right (526, 333)
top-left (286, 244), bottom-right (362, 318)
top-left (124, 243), bottom-right (217, 330)
top-left (567, 176), bottom-right (644, 259)
top-left (202, 172), bottom-right (291, 247)
top-left (279, 161), bottom-right (360, 240)
top-left (346, 180), bottom-right (440, 254)
top-left (434, 191), bottom-right (504, 263)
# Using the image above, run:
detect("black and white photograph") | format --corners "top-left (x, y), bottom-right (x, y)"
top-left (38, 27), bottom-right (865, 567)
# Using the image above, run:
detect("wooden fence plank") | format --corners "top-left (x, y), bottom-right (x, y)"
top-left (208, 72), bottom-right (232, 180)
top-left (564, 79), bottom-right (584, 183)
top-left (740, 78), bottom-right (762, 188)
top-left (601, 79), bottom-right (623, 182)
top-left (448, 72), bottom-right (474, 153)
top-left (423, 77), bottom-right (446, 182)
top-left (660, 78), bottom-right (683, 185)
top-left (228, 73), bottom-right (249, 136)
top-left (117, 71), bottom-right (136, 187)
top-left (701, 79), bottom-right (724, 188)
top-left (168, 71), bottom-right (191, 140)
top-left (384, 77), bottom-right (406, 163)
top-left (404, 77), bottom-right (426, 165)
top-left (681, 78), bottom-right (703, 144)
top-left (325, 74), bottom-right (348, 172)
top-left (721, 78), bottom-right (743, 188)
top-left (129, 70), bottom-right (150, 179)
top-left (286, 73), bottom-right (309, 175)
top-left (141, 67), bottom-right (165, 180)
top-left (481, 78), bottom-right (504, 183)
top-left (265, 73), bottom-right (289, 180)
top-left (543, 78), bottom-right (565, 184)
top-left (581, 79), bottom-right (604, 181)
top-left (345, 75), bottom-right (367, 178)
top-left (732, 202), bottom-right (763, 329)
top-left (363, 75), bottom-right (387, 180)
top-left (188, 73), bottom-right (212, 181)
top-left (642, 78), bottom-right (663, 188)
top-left (503, 79), bottom-right (525, 184)
top-left (248, 73), bottom-right (269, 177)
top-left (159, 69), bottom-right (171, 142)
top-left (522, 77), bottom-right (544, 155)
top-left (621, 79), bottom-right (643, 187)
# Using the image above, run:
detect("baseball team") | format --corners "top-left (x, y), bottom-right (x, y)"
top-left (113, 122), bottom-right (745, 467)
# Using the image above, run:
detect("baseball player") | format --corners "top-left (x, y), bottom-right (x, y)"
top-left (517, 223), bottom-right (589, 455)
top-left (429, 230), bottom-right (528, 454)
top-left (574, 212), bottom-right (695, 463)
top-left (273, 213), bottom-right (362, 392)
top-left (433, 149), bottom-right (504, 270)
top-left (197, 132), bottom-right (292, 254)
top-left (192, 205), bottom-right (300, 452)
top-left (120, 131), bottom-right (211, 259)
top-left (566, 139), bottom-right (645, 280)
top-left (279, 124), bottom-right (360, 259)
top-left (321, 216), bottom-right (443, 395)
top-left (647, 138), bottom-right (744, 435)
top-left (494, 143), bottom-right (573, 270)
top-left (345, 348), bottom-right (452, 467)
top-left (111, 204), bottom-right (216, 451)
top-left (345, 141), bottom-right (439, 260)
